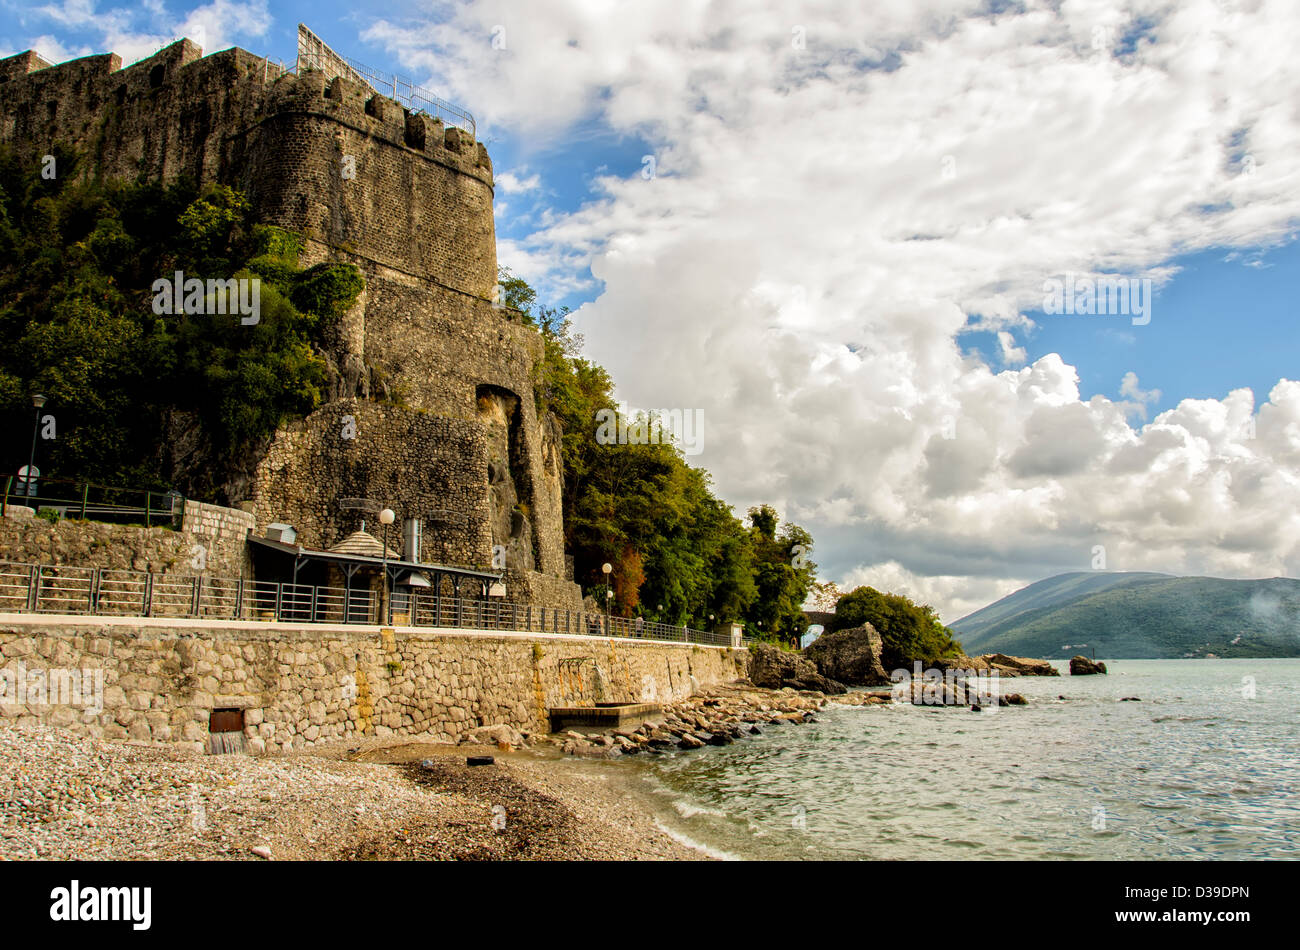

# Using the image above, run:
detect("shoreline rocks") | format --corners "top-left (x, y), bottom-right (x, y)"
top-left (936, 653), bottom-right (1060, 677)
top-left (542, 681), bottom-right (828, 758)
top-left (842, 680), bottom-right (1028, 708)
top-left (547, 669), bottom-right (1039, 759)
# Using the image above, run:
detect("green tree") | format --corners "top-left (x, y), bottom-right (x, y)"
top-left (830, 586), bottom-right (963, 668)
top-left (746, 504), bottom-right (817, 644)
top-left (0, 146), bottom-right (363, 499)
top-left (508, 271), bottom-right (814, 633)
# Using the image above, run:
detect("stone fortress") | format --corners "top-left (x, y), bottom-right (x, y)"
top-left (0, 26), bottom-right (581, 610)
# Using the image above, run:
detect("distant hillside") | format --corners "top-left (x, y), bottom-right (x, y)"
top-left (952, 573), bottom-right (1300, 658)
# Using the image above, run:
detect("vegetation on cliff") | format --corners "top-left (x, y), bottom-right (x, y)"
top-left (503, 268), bottom-right (816, 638)
top-left (0, 147), bottom-right (363, 499)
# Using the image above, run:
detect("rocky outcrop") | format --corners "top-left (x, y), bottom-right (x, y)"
top-left (936, 653), bottom-right (1060, 676)
top-left (749, 644), bottom-right (846, 694)
top-left (1069, 655), bottom-right (1107, 675)
top-left (803, 624), bottom-right (890, 686)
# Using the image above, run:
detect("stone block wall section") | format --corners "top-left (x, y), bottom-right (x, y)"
top-left (0, 618), bottom-right (750, 753)
top-left (503, 568), bottom-right (584, 613)
top-left (181, 500), bottom-right (256, 576)
top-left (0, 501), bottom-right (253, 577)
top-left (252, 400), bottom-right (492, 564)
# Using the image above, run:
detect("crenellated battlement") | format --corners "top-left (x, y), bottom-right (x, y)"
top-left (0, 38), bottom-right (491, 189)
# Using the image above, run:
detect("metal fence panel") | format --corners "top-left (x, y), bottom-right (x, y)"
top-left (0, 560), bottom-right (734, 645)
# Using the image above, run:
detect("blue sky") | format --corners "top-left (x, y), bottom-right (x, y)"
top-left (965, 240), bottom-right (1299, 411)
top-left (6, 1), bottom-right (1300, 620)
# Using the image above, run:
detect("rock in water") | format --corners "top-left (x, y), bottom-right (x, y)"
top-left (749, 643), bottom-right (847, 694)
top-left (803, 624), bottom-right (890, 686)
top-left (936, 654), bottom-right (1060, 676)
top-left (985, 654), bottom-right (1060, 676)
top-left (1069, 655), bottom-right (1108, 675)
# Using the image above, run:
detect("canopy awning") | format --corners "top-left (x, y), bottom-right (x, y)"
top-left (248, 534), bottom-right (503, 591)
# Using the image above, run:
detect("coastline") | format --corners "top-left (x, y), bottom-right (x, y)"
top-left (0, 681), bottom-right (847, 861)
top-left (0, 719), bottom-right (705, 861)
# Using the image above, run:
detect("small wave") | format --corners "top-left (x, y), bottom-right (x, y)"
top-left (672, 799), bottom-right (726, 819)
top-left (654, 819), bottom-right (741, 861)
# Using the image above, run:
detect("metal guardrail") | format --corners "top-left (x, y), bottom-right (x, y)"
top-left (0, 561), bottom-right (743, 647)
top-left (291, 49), bottom-right (476, 138)
top-left (1, 475), bottom-right (183, 528)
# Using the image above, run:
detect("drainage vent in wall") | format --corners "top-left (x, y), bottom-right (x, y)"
top-left (207, 708), bottom-right (247, 755)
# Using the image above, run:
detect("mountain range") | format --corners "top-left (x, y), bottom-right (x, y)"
top-left (951, 572), bottom-right (1300, 659)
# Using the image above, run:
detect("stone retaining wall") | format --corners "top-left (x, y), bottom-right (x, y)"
top-left (0, 500), bottom-right (253, 577)
top-left (0, 617), bottom-right (749, 754)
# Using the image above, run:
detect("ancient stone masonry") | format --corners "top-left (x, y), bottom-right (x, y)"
top-left (0, 29), bottom-right (578, 608)
top-left (0, 618), bottom-right (749, 752)
top-left (0, 501), bottom-right (252, 577)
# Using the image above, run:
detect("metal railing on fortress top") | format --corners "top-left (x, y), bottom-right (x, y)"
top-left (287, 49), bottom-right (477, 139)
top-left (1, 475), bottom-right (183, 529)
top-left (0, 561), bottom-right (743, 647)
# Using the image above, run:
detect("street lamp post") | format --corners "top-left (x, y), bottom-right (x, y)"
top-left (24, 394), bottom-right (45, 498)
top-left (601, 562), bottom-right (612, 634)
top-left (379, 507), bottom-right (396, 625)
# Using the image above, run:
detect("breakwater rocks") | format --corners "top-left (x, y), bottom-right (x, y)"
top-left (542, 683), bottom-right (827, 758)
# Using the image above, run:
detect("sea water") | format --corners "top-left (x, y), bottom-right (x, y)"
top-left (611, 659), bottom-right (1300, 859)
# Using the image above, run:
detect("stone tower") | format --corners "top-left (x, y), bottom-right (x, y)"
top-left (0, 27), bottom-right (580, 608)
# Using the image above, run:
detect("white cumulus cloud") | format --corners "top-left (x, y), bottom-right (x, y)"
top-left (368, 0), bottom-right (1300, 620)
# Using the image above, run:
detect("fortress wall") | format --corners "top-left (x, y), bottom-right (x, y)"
top-left (251, 400), bottom-right (492, 565)
top-left (0, 38), bottom-right (575, 601)
top-left (0, 617), bottom-right (749, 752)
top-left (229, 75), bottom-right (497, 297)
top-left (0, 42), bottom-right (496, 299)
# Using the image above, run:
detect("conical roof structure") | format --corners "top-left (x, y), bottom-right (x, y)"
top-left (328, 528), bottom-right (399, 559)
